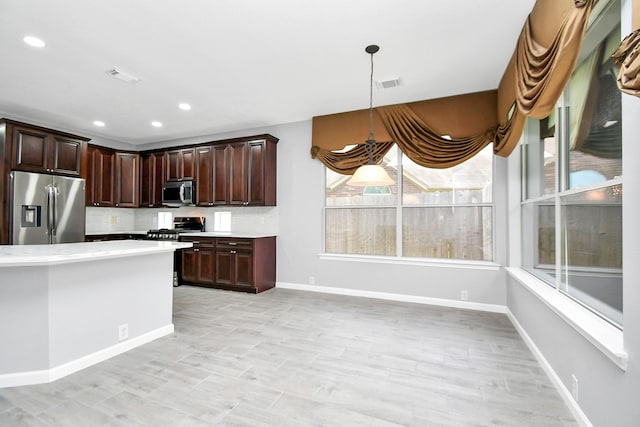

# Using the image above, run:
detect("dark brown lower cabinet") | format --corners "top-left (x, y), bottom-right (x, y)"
top-left (215, 248), bottom-right (253, 289)
top-left (181, 239), bottom-right (215, 285)
top-left (179, 236), bottom-right (275, 293)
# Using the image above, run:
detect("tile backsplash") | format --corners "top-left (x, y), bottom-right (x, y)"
top-left (85, 207), bottom-right (137, 233)
top-left (86, 206), bottom-right (278, 235)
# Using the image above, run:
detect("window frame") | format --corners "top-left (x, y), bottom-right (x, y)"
top-left (519, 0), bottom-right (624, 329)
top-left (323, 146), bottom-right (496, 264)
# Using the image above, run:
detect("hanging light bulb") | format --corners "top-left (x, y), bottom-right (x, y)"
top-left (347, 44), bottom-right (395, 187)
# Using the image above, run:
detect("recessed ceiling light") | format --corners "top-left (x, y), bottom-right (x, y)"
top-left (93, 120), bottom-right (105, 127)
top-left (178, 103), bottom-right (191, 111)
top-left (151, 121), bottom-right (163, 128)
top-left (24, 36), bottom-right (45, 48)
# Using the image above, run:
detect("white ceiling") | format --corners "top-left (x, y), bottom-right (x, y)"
top-left (0, 0), bottom-right (535, 146)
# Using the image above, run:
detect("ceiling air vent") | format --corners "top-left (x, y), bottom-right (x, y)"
top-left (106, 68), bottom-right (141, 83)
top-left (375, 77), bottom-right (401, 89)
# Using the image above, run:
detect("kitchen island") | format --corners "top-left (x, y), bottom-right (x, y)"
top-left (0, 240), bottom-right (191, 387)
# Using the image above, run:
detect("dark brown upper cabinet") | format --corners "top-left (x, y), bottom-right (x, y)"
top-left (228, 141), bottom-right (249, 206)
top-left (138, 134), bottom-right (277, 208)
top-left (212, 144), bottom-right (229, 205)
top-left (114, 152), bottom-right (139, 208)
top-left (166, 147), bottom-right (195, 181)
top-left (192, 136), bottom-right (276, 207)
top-left (247, 138), bottom-right (275, 206)
top-left (8, 121), bottom-right (88, 177)
top-left (140, 152), bottom-right (165, 207)
top-left (86, 146), bottom-right (139, 208)
top-left (195, 146), bottom-right (214, 206)
top-left (228, 138), bottom-right (277, 206)
top-left (86, 145), bottom-right (115, 207)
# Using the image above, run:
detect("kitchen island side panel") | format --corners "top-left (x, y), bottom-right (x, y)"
top-left (0, 244), bottom-right (182, 386)
top-left (47, 253), bottom-right (173, 367)
top-left (0, 268), bottom-right (50, 374)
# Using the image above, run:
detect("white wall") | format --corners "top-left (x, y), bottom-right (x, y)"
top-left (275, 120), bottom-right (507, 305)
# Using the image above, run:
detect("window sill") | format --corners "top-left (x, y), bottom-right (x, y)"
top-left (319, 253), bottom-right (500, 270)
top-left (506, 267), bottom-right (627, 371)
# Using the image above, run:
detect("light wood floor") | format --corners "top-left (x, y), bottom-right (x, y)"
top-left (0, 286), bottom-right (577, 426)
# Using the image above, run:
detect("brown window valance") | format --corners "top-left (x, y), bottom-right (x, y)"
top-left (312, 0), bottom-right (596, 172)
top-left (613, 29), bottom-right (640, 97)
top-left (610, 0), bottom-right (639, 98)
top-left (495, 0), bottom-right (595, 156)
top-left (311, 90), bottom-right (499, 172)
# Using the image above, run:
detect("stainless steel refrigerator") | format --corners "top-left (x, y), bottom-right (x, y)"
top-left (10, 171), bottom-right (86, 244)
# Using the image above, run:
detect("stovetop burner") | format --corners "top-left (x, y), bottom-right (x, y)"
top-left (146, 216), bottom-right (205, 241)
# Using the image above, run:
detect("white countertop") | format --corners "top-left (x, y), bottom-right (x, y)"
top-left (0, 240), bottom-right (192, 267)
top-left (180, 232), bottom-right (276, 239)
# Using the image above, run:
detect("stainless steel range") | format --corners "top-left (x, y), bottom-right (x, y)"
top-left (146, 216), bottom-right (205, 241)
top-left (146, 216), bottom-right (205, 286)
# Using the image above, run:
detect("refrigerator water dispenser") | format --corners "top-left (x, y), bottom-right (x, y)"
top-left (21, 205), bottom-right (41, 228)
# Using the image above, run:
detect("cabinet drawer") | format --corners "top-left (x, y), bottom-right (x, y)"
top-left (216, 238), bottom-right (253, 250)
top-left (181, 236), bottom-right (215, 248)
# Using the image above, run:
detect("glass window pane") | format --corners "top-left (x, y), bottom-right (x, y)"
top-left (521, 199), bottom-right (556, 284)
top-left (325, 208), bottom-right (396, 256)
top-left (326, 146), bottom-right (398, 206)
top-left (566, 21), bottom-right (622, 190)
top-left (402, 207), bottom-right (493, 261)
top-left (402, 145), bottom-right (492, 205)
top-left (523, 115), bottom-right (557, 200)
top-left (560, 185), bottom-right (623, 326)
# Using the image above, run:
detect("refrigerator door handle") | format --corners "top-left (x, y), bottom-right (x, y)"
top-left (51, 186), bottom-right (59, 237)
top-left (46, 185), bottom-right (53, 237)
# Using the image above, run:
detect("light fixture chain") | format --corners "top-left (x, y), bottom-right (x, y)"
top-left (347, 44), bottom-right (395, 187)
top-left (369, 51), bottom-right (374, 142)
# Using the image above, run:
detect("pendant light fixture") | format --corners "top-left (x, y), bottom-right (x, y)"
top-left (347, 44), bottom-right (395, 187)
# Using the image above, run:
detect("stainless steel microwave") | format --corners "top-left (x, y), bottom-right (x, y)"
top-left (162, 180), bottom-right (194, 206)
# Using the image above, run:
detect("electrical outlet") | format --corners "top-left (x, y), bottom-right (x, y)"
top-left (461, 290), bottom-right (469, 301)
top-left (309, 276), bottom-right (315, 285)
top-left (571, 374), bottom-right (579, 401)
top-left (118, 324), bottom-right (129, 341)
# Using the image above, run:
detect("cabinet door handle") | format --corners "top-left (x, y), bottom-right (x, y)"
top-left (228, 242), bottom-right (237, 246)
top-left (194, 248), bottom-right (199, 252)
top-left (192, 241), bottom-right (200, 244)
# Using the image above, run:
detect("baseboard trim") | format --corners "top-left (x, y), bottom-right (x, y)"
top-left (0, 324), bottom-right (174, 388)
top-left (506, 310), bottom-right (593, 427)
top-left (276, 282), bottom-right (507, 314)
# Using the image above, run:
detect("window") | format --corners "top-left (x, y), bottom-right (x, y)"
top-left (325, 145), bottom-right (494, 261)
top-left (521, 0), bottom-right (622, 327)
